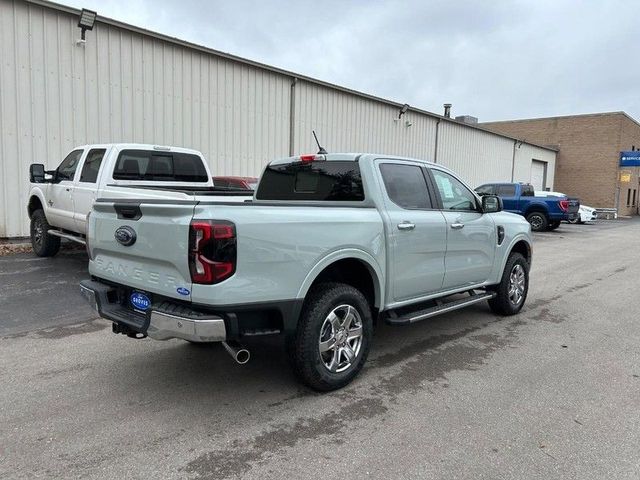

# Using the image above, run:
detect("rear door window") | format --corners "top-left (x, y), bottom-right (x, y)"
top-left (379, 163), bottom-right (432, 209)
top-left (79, 149), bottom-right (106, 183)
top-left (256, 161), bottom-right (364, 201)
top-left (113, 150), bottom-right (208, 182)
top-left (496, 184), bottom-right (517, 196)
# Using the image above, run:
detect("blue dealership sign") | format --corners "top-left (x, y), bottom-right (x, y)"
top-left (620, 151), bottom-right (640, 167)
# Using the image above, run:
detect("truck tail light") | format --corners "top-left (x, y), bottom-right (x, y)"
top-left (189, 220), bottom-right (237, 284)
top-left (559, 200), bottom-right (569, 212)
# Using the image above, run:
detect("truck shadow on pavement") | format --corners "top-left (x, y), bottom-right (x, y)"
top-left (101, 302), bottom-right (521, 406)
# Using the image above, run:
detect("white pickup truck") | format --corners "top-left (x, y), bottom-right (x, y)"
top-left (81, 152), bottom-right (533, 391)
top-left (27, 144), bottom-right (250, 256)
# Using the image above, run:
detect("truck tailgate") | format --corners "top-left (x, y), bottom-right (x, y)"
top-left (88, 200), bottom-right (196, 301)
top-left (566, 197), bottom-right (580, 214)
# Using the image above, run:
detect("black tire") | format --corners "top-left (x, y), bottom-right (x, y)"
top-left (568, 217), bottom-right (580, 224)
top-left (547, 221), bottom-right (560, 230)
top-left (287, 282), bottom-right (372, 391)
top-left (526, 212), bottom-right (548, 232)
top-left (30, 209), bottom-right (61, 257)
top-left (488, 252), bottom-right (529, 316)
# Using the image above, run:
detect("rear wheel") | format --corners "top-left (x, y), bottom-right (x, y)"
top-left (488, 252), bottom-right (529, 315)
top-left (30, 209), bottom-right (61, 257)
top-left (288, 282), bottom-right (372, 391)
top-left (526, 212), bottom-right (548, 232)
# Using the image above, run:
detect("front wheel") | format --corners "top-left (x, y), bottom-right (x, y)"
top-left (488, 252), bottom-right (529, 315)
top-left (288, 282), bottom-right (372, 391)
top-left (526, 212), bottom-right (548, 232)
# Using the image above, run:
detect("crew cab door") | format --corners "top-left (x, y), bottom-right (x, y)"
top-left (376, 160), bottom-right (447, 302)
top-left (429, 168), bottom-right (495, 289)
top-left (48, 149), bottom-right (83, 231)
top-left (73, 147), bottom-right (108, 233)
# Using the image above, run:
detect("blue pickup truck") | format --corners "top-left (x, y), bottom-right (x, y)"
top-left (475, 182), bottom-right (579, 231)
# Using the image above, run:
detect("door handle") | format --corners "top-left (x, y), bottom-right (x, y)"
top-left (451, 223), bottom-right (465, 229)
top-left (397, 222), bottom-right (415, 231)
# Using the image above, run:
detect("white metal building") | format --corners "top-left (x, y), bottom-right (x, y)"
top-left (0, 0), bottom-right (556, 237)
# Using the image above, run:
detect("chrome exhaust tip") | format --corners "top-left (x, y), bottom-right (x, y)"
top-left (222, 341), bottom-right (250, 365)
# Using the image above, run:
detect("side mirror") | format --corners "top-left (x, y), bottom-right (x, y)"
top-left (30, 164), bottom-right (46, 183)
top-left (482, 195), bottom-right (503, 213)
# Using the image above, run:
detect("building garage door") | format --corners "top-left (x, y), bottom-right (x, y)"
top-left (531, 160), bottom-right (547, 190)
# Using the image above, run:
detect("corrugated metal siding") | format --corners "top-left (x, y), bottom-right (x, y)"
top-left (0, 0), bottom-right (556, 237)
top-left (513, 143), bottom-right (556, 189)
top-left (0, 0), bottom-right (291, 236)
top-left (436, 121), bottom-right (515, 188)
top-left (293, 81), bottom-right (437, 159)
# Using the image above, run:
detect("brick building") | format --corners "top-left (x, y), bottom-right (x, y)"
top-left (481, 112), bottom-right (640, 216)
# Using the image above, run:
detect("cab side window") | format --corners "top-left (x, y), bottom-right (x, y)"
top-left (79, 149), bottom-right (106, 183)
top-left (431, 169), bottom-right (478, 211)
top-left (496, 184), bottom-right (517, 196)
top-left (57, 149), bottom-right (83, 181)
top-left (380, 163), bottom-right (432, 209)
top-left (475, 184), bottom-right (495, 195)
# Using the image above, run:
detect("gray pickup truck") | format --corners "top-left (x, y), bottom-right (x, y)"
top-left (80, 153), bottom-right (533, 391)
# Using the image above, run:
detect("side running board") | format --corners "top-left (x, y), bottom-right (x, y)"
top-left (48, 230), bottom-right (86, 245)
top-left (385, 291), bottom-right (496, 326)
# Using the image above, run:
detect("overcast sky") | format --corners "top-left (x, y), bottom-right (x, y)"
top-left (61, 0), bottom-right (640, 122)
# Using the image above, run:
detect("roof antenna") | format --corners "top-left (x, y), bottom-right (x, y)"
top-left (312, 130), bottom-right (328, 155)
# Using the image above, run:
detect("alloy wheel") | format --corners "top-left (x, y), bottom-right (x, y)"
top-left (318, 304), bottom-right (363, 373)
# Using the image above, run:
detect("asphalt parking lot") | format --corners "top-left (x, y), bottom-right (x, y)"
top-left (1, 219), bottom-right (639, 479)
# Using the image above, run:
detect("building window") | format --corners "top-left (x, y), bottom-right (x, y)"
top-left (634, 189), bottom-right (637, 207)
top-left (627, 189), bottom-right (632, 206)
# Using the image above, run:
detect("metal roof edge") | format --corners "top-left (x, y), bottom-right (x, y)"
top-left (24, 0), bottom-right (557, 153)
top-left (481, 111), bottom-right (640, 130)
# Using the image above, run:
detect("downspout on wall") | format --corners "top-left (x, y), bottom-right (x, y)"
top-left (433, 118), bottom-right (441, 163)
top-left (289, 77), bottom-right (298, 156)
top-left (510, 140), bottom-right (518, 181)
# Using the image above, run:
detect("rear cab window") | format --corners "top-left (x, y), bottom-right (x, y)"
top-left (256, 160), bottom-right (364, 201)
top-left (113, 150), bottom-right (209, 182)
top-left (521, 184), bottom-right (535, 196)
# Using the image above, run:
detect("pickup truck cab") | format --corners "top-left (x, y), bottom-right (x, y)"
top-left (27, 144), bottom-right (249, 256)
top-left (475, 182), bottom-right (579, 231)
top-left (81, 153), bottom-right (533, 391)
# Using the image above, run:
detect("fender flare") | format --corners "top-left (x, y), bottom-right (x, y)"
top-left (498, 234), bottom-right (532, 275)
top-left (296, 248), bottom-right (385, 308)
top-left (27, 188), bottom-right (48, 218)
top-left (523, 202), bottom-right (549, 216)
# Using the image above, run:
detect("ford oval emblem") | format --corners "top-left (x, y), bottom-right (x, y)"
top-left (115, 226), bottom-right (137, 246)
top-left (177, 287), bottom-right (190, 296)
top-left (130, 292), bottom-right (151, 311)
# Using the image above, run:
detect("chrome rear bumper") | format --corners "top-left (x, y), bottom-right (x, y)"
top-left (79, 279), bottom-right (227, 342)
